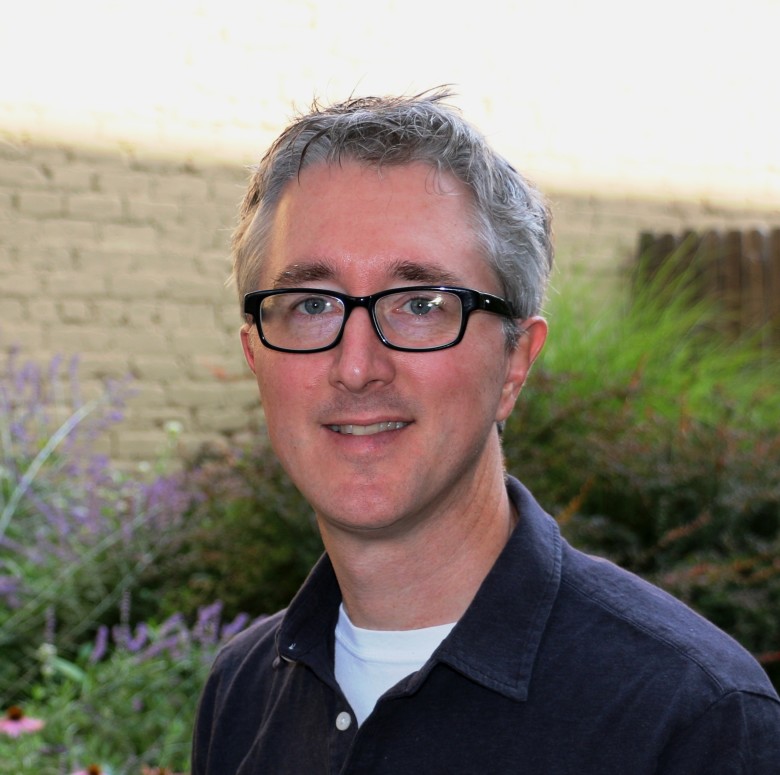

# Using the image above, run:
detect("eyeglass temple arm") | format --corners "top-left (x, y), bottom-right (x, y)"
top-left (474, 292), bottom-right (517, 318)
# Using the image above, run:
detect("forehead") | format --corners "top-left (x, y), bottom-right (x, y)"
top-left (261, 160), bottom-right (494, 290)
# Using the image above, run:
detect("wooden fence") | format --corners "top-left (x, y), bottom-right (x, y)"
top-left (637, 228), bottom-right (780, 346)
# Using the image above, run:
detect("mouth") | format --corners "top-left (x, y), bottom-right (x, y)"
top-left (327, 421), bottom-right (409, 436)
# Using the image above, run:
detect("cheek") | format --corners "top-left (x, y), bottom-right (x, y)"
top-left (428, 353), bottom-right (505, 423)
top-left (256, 378), bottom-right (308, 478)
top-left (255, 357), bottom-right (321, 427)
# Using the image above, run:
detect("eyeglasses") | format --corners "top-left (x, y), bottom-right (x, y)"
top-left (243, 286), bottom-right (517, 353)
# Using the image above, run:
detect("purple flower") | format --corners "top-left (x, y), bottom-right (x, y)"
top-left (89, 625), bottom-right (109, 664)
top-left (221, 612), bottom-right (252, 641)
top-left (110, 620), bottom-right (148, 652)
top-left (0, 575), bottom-right (22, 608)
top-left (126, 622), bottom-right (150, 652)
top-left (193, 601), bottom-right (223, 646)
top-left (138, 633), bottom-right (188, 662)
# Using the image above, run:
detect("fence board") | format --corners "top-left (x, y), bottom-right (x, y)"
top-left (770, 230), bottom-right (780, 347)
top-left (742, 229), bottom-right (766, 332)
top-left (637, 228), bottom-right (779, 346)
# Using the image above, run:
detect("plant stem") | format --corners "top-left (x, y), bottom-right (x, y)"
top-left (0, 396), bottom-right (105, 544)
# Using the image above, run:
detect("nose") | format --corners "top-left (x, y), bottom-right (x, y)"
top-left (328, 307), bottom-right (396, 393)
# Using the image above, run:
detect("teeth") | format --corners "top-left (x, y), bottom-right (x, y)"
top-left (329, 421), bottom-right (408, 436)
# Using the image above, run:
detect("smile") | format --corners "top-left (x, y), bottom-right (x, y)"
top-left (327, 421), bottom-right (409, 436)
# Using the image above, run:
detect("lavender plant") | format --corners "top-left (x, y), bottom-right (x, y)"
top-left (0, 346), bottom-right (190, 703)
top-left (0, 344), bottom-right (261, 772)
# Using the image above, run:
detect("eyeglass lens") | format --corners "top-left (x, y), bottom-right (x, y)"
top-left (259, 290), bottom-right (464, 351)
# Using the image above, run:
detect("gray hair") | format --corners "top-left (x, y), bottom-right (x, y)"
top-left (232, 88), bottom-right (554, 344)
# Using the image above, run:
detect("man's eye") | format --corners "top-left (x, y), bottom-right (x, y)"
top-left (296, 297), bottom-right (332, 315)
top-left (402, 296), bottom-right (443, 316)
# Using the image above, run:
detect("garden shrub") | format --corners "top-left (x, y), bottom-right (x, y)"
top-left (503, 268), bottom-right (780, 689)
top-left (144, 436), bottom-right (323, 623)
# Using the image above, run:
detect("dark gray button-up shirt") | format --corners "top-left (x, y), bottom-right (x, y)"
top-left (193, 477), bottom-right (780, 773)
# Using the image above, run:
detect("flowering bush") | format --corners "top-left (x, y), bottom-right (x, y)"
top-left (0, 346), bottom-right (258, 772)
top-left (0, 348), bottom-right (193, 701)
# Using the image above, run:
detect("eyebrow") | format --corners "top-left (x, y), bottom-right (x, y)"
top-left (391, 260), bottom-right (462, 286)
top-left (271, 259), bottom-right (463, 289)
top-left (271, 261), bottom-right (335, 288)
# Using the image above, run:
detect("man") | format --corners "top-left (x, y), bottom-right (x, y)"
top-left (193, 90), bottom-right (780, 773)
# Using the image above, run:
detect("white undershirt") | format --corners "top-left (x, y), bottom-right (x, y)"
top-left (334, 603), bottom-right (457, 726)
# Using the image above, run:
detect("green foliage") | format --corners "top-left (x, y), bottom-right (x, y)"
top-left (144, 437), bottom-right (323, 622)
top-left (503, 266), bottom-right (780, 688)
top-left (0, 610), bottom-right (230, 775)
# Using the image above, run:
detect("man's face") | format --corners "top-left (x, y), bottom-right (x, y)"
top-left (241, 161), bottom-right (546, 539)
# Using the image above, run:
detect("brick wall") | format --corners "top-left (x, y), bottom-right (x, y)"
top-left (0, 139), bottom-right (254, 462)
top-left (2, 137), bottom-right (779, 463)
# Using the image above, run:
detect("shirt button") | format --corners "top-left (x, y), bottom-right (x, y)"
top-left (335, 711), bottom-right (352, 731)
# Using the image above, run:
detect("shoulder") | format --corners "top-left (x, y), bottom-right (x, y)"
top-left (558, 542), bottom-right (777, 699)
top-left (504, 476), bottom-right (777, 702)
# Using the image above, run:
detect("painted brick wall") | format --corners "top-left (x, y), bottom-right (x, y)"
top-left (2, 137), bottom-right (779, 463)
top-left (0, 139), bottom-right (253, 462)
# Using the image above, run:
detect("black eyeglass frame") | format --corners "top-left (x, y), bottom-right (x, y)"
top-left (243, 285), bottom-right (518, 353)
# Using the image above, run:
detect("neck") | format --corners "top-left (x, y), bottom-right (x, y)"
top-left (318, 463), bottom-right (515, 631)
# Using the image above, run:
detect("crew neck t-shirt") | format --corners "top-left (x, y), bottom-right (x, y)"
top-left (334, 603), bottom-right (456, 725)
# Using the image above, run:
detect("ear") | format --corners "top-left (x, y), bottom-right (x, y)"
top-left (496, 316), bottom-right (548, 423)
top-left (240, 323), bottom-right (259, 374)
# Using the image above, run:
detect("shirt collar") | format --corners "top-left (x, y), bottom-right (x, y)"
top-left (434, 476), bottom-right (562, 701)
top-left (277, 475), bottom-right (562, 702)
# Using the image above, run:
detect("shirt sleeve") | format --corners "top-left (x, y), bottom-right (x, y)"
top-left (657, 690), bottom-right (780, 774)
